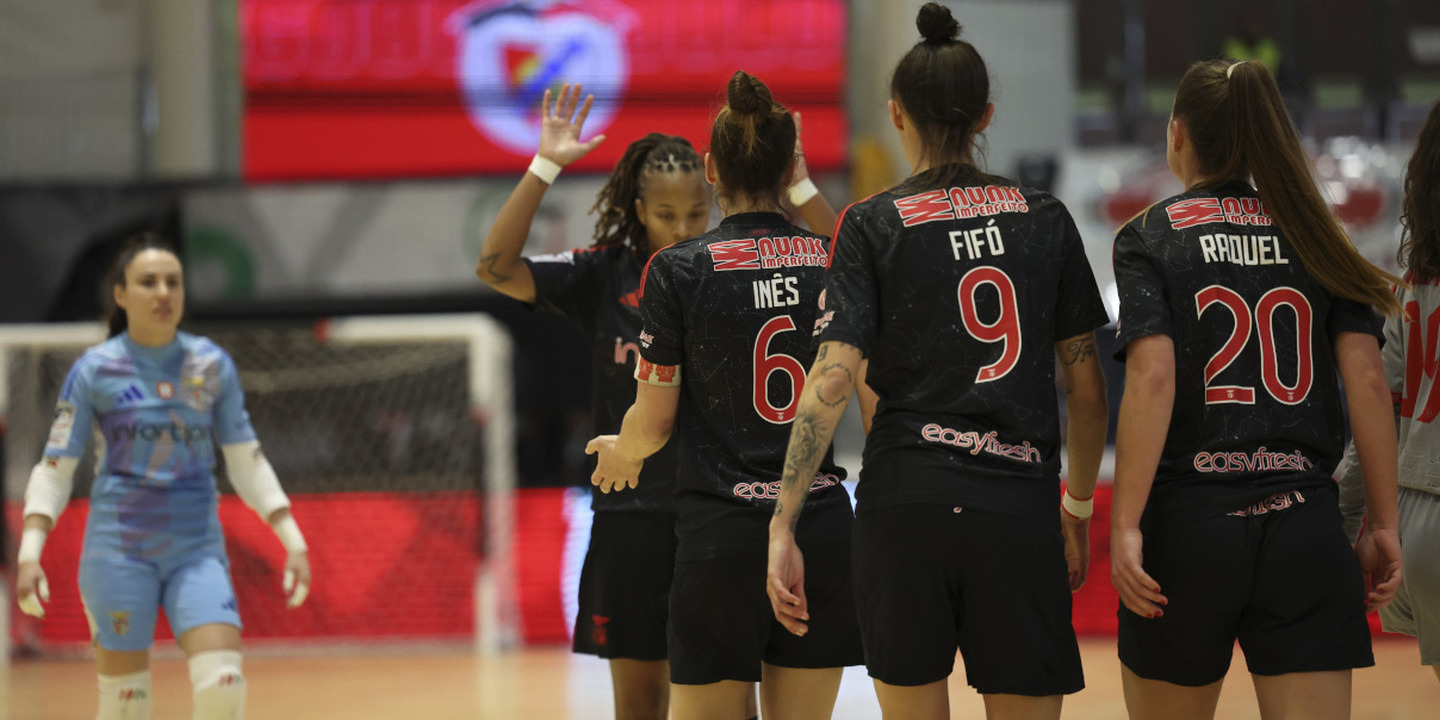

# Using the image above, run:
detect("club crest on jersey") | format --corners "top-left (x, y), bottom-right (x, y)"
top-left (156, 381), bottom-right (175, 400)
top-left (449, 0), bottom-right (634, 156)
top-left (110, 611), bottom-right (131, 637)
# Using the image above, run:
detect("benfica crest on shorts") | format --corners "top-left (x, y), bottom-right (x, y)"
top-left (591, 614), bottom-right (610, 647)
top-left (110, 610), bottom-right (131, 637)
top-left (448, 0), bottom-right (634, 155)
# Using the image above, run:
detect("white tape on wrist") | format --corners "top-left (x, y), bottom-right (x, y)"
top-left (18, 528), bottom-right (47, 564)
top-left (528, 155), bottom-right (562, 184)
top-left (1061, 490), bottom-right (1094, 520)
top-left (787, 177), bottom-right (820, 206)
top-left (273, 515), bottom-right (308, 553)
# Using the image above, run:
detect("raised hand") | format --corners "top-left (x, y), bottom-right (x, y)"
top-left (537, 83), bottom-right (607, 167)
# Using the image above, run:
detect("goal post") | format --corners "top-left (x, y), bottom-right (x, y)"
top-left (0, 313), bottom-right (519, 655)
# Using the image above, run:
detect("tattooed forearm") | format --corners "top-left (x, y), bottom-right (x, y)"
top-left (776, 409), bottom-right (830, 530)
top-left (1061, 337), bottom-right (1097, 366)
top-left (814, 363), bottom-right (854, 407)
top-left (478, 251), bottom-right (514, 284)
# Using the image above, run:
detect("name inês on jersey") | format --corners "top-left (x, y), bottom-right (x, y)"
top-left (949, 219), bottom-right (1006, 262)
top-left (752, 273), bottom-right (801, 309)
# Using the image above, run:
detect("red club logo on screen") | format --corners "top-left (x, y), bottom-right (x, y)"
top-left (448, 0), bottom-right (634, 156)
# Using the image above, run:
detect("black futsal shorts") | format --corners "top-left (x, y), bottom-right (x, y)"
top-left (1118, 482), bottom-right (1373, 686)
top-left (852, 501), bottom-right (1084, 696)
top-left (572, 511), bottom-right (677, 661)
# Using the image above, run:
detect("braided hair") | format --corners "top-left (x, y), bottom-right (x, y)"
top-left (591, 133), bottom-right (703, 255)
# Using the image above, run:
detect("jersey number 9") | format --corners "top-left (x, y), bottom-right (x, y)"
top-left (959, 266), bottom-right (1022, 383)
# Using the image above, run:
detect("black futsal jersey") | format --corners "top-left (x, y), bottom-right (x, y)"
top-left (1112, 180), bottom-right (1384, 520)
top-left (818, 165), bottom-right (1110, 521)
top-left (526, 244), bottom-right (677, 513)
top-left (639, 212), bottom-right (851, 559)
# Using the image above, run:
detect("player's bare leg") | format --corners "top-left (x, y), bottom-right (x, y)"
top-left (1251, 670), bottom-right (1351, 720)
top-left (609, 659), bottom-right (669, 720)
top-left (759, 664), bottom-right (842, 720)
top-left (873, 678), bottom-right (948, 720)
top-left (1121, 664), bottom-right (1222, 720)
top-left (981, 692), bottom-right (1062, 720)
top-left (743, 681), bottom-right (758, 719)
top-left (179, 623), bottom-right (245, 720)
top-left (670, 680), bottom-right (750, 720)
top-left (1432, 664), bottom-right (1440, 685)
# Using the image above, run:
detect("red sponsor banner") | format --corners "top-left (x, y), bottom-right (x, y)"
top-left (241, 0), bottom-right (848, 181)
top-left (10, 493), bottom-right (481, 647)
top-left (8, 485), bottom-right (1393, 649)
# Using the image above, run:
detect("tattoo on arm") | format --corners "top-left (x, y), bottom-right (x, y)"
top-left (816, 344), bottom-right (829, 362)
top-left (777, 409), bottom-right (830, 530)
top-left (1061, 337), bottom-right (1097, 366)
top-left (478, 251), bottom-right (513, 284)
top-left (814, 363), bottom-right (853, 407)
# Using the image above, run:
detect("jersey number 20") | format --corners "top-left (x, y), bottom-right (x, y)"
top-left (1195, 285), bottom-right (1313, 405)
top-left (754, 315), bottom-right (806, 423)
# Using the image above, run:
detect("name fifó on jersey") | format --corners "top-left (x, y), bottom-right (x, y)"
top-left (1166, 196), bottom-right (1288, 267)
top-left (949, 219), bottom-right (1006, 261)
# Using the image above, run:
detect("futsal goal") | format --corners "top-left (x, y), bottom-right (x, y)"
top-left (0, 313), bottom-right (519, 655)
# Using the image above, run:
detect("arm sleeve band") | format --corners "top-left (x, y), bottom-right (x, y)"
top-left (23, 456), bottom-right (78, 523)
top-left (222, 441), bottom-right (292, 520)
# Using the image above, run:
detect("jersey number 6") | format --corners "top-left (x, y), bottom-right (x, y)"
top-left (754, 315), bottom-right (806, 424)
top-left (1195, 285), bottom-right (1313, 405)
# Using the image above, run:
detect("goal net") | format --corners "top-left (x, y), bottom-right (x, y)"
top-left (1, 313), bottom-right (519, 655)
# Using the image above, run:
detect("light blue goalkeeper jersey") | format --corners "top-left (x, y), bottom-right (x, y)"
top-left (43, 331), bottom-right (256, 564)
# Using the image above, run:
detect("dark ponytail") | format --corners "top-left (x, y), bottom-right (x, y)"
top-left (105, 232), bottom-right (178, 338)
top-left (1400, 100), bottom-right (1440, 283)
top-left (709, 70), bottom-right (795, 209)
top-left (890, 3), bottom-right (991, 191)
top-left (591, 133), bottom-right (702, 255)
top-left (1173, 59), bottom-right (1401, 315)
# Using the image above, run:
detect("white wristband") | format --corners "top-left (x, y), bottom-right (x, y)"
top-left (18, 528), bottom-right (47, 564)
top-left (1061, 490), bottom-right (1094, 520)
top-left (787, 177), bottom-right (820, 206)
top-left (273, 515), bottom-right (308, 553)
top-left (528, 155), bottom-right (562, 185)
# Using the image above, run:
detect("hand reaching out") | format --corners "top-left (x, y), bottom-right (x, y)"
top-left (537, 84), bottom-right (607, 167)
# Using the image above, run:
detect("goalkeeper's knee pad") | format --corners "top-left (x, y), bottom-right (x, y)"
top-left (190, 650), bottom-right (245, 720)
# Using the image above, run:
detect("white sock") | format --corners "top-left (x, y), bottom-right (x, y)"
top-left (189, 649), bottom-right (245, 720)
top-left (97, 670), bottom-right (152, 720)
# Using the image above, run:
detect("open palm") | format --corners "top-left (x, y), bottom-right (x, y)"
top-left (537, 83), bottom-right (606, 166)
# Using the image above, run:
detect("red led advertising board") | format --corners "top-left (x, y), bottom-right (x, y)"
top-left (242, 0), bottom-right (847, 181)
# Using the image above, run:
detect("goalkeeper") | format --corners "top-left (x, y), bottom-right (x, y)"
top-left (17, 234), bottom-right (310, 720)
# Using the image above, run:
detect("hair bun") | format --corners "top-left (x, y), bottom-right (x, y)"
top-left (916, 2), bottom-right (960, 44)
top-left (727, 70), bottom-right (772, 115)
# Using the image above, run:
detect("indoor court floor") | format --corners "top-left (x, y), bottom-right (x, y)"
top-left (4, 638), bottom-right (1436, 719)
